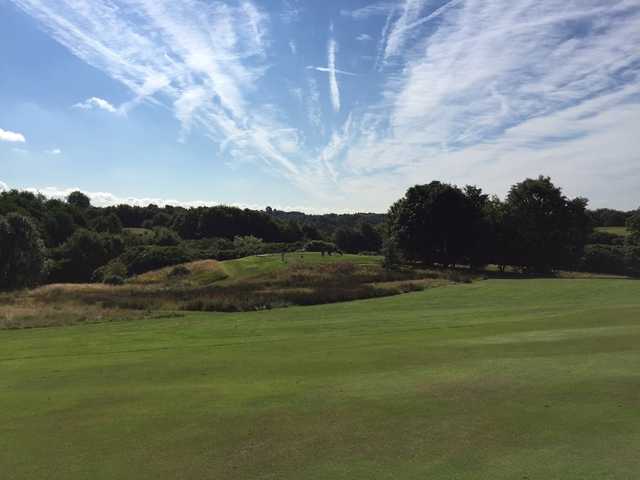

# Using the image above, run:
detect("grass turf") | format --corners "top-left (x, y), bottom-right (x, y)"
top-left (595, 226), bottom-right (629, 237)
top-left (1, 278), bottom-right (639, 479)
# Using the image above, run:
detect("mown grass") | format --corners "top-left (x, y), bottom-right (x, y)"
top-left (595, 226), bottom-right (629, 236)
top-left (1, 278), bottom-right (639, 479)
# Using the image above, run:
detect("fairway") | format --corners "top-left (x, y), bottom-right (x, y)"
top-left (2, 279), bottom-right (640, 479)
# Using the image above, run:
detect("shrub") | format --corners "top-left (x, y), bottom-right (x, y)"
top-left (119, 245), bottom-right (191, 275)
top-left (581, 245), bottom-right (627, 275)
top-left (104, 275), bottom-right (125, 286)
top-left (153, 227), bottom-right (181, 246)
top-left (168, 265), bottom-right (191, 278)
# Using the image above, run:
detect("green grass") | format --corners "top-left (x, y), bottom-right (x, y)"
top-left (219, 252), bottom-right (382, 283)
top-left (595, 226), bottom-right (629, 236)
top-left (2, 278), bottom-right (640, 479)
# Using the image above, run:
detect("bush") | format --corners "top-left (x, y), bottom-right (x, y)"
top-left (587, 231), bottom-right (620, 245)
top-left (153, 227), bottom-right (181, 246)
top-left (119, 245), bottom-right (191, 275)
top-left (581, 245), bottom-right (628, 275)
top-left (104, 274), bottom-right (125, 285)
top-left (305, 240), bottom-right (338, 254)
top-left (168, 265), bottom-right (190, 277)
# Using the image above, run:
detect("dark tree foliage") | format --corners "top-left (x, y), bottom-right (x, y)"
top-left (387, 181), bottom-right (481, 266)
top-left (0, 213), bottom-right (47, 290)
top-left (627, 211), bottom-right (640, 242)
top-left (67, 191), bottom-right (91, 209)
top-left (589, 208), bottom-right (631, 227)
top-left (91, 212), bottom-right (123, 234)
top-left (334, 223), bottom-right (383, 254)
top-left (305, 240), bottom-right (339, 255)
top-left (49, 229), bottom-right (124, 283)
top-left (504, 176), bottom-right (591, 272)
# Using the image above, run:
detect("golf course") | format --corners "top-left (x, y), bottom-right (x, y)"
top-left (2, 276), bottom-right (639, 479)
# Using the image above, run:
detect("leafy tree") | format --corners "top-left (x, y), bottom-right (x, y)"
top-left (50, 229), bottom-right (123, 283)
top-left (153, 227), bottom-right (181, 246)
top-left (172, 210), bottom-right (200, 239)
top-left (43, 206), bottom-right (76, 246)
top-left (382, 236), bottom-right (402, 270)
top-left (387, 181), bottom-right (480, 266)
top-left (92, 213), bottom-right (123, 234)
top-left (504, 176), bottom-right (590, 272)
top-left (67, 191), bottom-right (91, 209)
top-left (305, 240), bottom-right (338, 255)
top-left (302, 224), bottom-right (321, 241)
top-left (0, 214), bottom-right (47, 289)
top-left (626, 211), bottom-right (640, 233)
top-left (233, 235), bottom-right (264, 256)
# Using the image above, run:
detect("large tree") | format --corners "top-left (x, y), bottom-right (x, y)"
top-left (504, 176), bottom-right (590, 272)
top-left (0, 213), bottom-right (47, 289)
top-left (387, 181), bottom-right (481, 266)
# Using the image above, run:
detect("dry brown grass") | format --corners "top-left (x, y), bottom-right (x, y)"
top-left (1, 261), bottom-right (474, 329)
top-left (129, 259), bottom-right (227, 285)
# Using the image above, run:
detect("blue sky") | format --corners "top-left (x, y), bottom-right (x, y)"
top-left (1, 0), bottom-right (639, 212)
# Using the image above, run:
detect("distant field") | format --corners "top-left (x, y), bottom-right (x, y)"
top-left (595, 226), bottom-right (629, 236)
top-left (2, 278), bottom-right (639, 479)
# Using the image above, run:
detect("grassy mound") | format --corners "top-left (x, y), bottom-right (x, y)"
top-left (129, 259), bottom-right (228, 286)
top-left (1, 278), bottom-right (639, 478)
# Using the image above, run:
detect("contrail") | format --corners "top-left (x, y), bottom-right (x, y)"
top-left (306, 66), bottom-right (357, 76)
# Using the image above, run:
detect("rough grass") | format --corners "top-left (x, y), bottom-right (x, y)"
top-left (0, 254), bottom-right (462, 327)
top-left (129, 259), bottom-right (228, 286)
top-left (1, 278), bottom-right (639, 479)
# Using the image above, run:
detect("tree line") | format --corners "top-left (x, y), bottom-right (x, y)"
top-left (0, 189), bottom-right (384, 288)
top-left (1, 176), bottom-right (639, 290)
top-left (385, 176), bottom-right (640, 274)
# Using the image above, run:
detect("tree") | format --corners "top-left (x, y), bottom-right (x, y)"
top-left (504, 176), bottom-right (590, 272)
top-left (627, 212), bottom-right (640, 233)
top-left (91, 213), bottom-right (123, 234)
top-left (67, 191), bottom-right (91, 209)
top-left (0, 213), bottom-right (46, 289)
top-left (153, 227), bottom-right (181, 246)
top-left (49, 229), bottom-right (122, 283)
top-left (387, 181), bottom-right (480, 266)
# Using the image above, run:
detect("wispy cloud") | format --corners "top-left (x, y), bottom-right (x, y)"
top-left (341, 0), bottom-right (640, 210)
top-left (45, 148), bottom-right (62, 155)
top-left (306, 66), bottom-right (356, 76)
top-left (341, 2), bottom-right (394, 20)
top-left (12, 0), bottom-right (308, 182)
top-left (327, 36), bottom-right (340, 112)
top-left (356, 34), bottom-right (373, 42)
top-left (73, 96), bottom-right (117, 113)
top-left (0, 128), bottom-right (26, 143)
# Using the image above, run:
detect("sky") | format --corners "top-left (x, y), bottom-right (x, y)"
top-left (1, 0), bottom-right (640, 212)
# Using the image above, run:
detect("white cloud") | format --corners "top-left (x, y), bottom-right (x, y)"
top-left (21, 184), bottom-right (353, 213)
top-left (12, 0), bottom-right (309, 183)
top-left (45, 148), bottom-right (62, 155)
top-left (0, 181), bottom-right (8, 192)
top-left (0, 128), bottom-right (26, 143)
top-left (356, 34), bottom-right (373, 42)
top-left (335, 0), bottom-right (640, 210)
top-left (327, 37), bottom-right (340, 112)
top-left (73, 96), bottom-right (117, 113)
top-left (341, 2), bottom-right (394, 20)
top-left (289, 40), bottom-right (296, 55)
